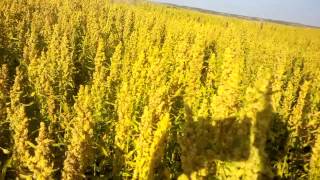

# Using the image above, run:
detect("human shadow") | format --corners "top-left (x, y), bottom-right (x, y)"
top-left (265, 112), bottom-right (289, 180)
top-left (177, 92), bottom-right (289, 179)
top-left (178, 104), bottom-right (251, 177)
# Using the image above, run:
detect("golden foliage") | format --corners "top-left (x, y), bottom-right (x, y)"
top-left (0, 0), bottom-right (320, 179)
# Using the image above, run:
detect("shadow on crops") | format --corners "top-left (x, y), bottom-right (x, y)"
top-left (178, 104), bottom-right (252, 176)
top-left (265, 113), bottom-right (289, 179)
top-left (177, 97), bottom-right (288, 179)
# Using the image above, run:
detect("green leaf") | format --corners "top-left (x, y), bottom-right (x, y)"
top-left (23, 101), bottom-right (34, 107)
top-left (26, 141), bottom-right (37, 149)
top-left (52, 143), bottom-right (65, 147)
top-left (0, 147), bottom-right (10, 154)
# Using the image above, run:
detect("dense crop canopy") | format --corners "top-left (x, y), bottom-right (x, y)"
top-left (0, 0), bottom-right (320, 179)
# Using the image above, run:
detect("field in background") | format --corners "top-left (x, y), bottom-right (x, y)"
top-left (0, 0), bottom-right (320, 179)
top-left (157, 2), bottom-right (320, 29)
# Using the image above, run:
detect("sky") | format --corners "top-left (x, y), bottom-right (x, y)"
top-left (153, 0), bottom-right (320, 27)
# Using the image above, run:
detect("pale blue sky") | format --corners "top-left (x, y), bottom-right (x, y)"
top-left (153, 0), bottom-right (320, 27)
